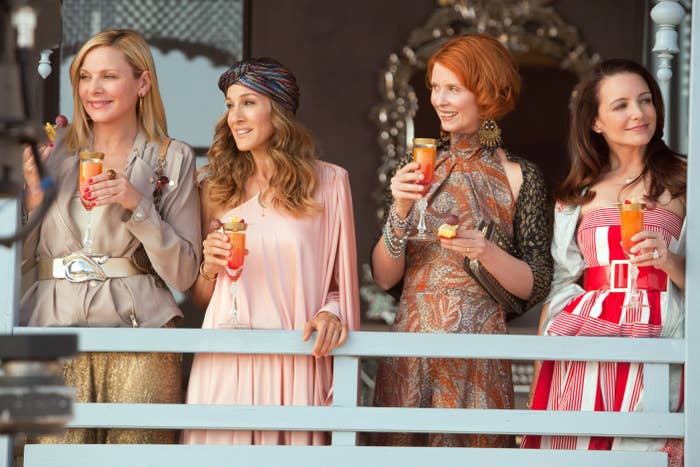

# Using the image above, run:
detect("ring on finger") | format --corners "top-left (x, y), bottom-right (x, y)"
top-left (652, 248), bottom-right (660, 260)
top-left (106, 169), bottom-right (117, 180)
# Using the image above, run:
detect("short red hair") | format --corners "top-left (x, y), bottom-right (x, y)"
top-left (426, 34), bottom-right (520, 120)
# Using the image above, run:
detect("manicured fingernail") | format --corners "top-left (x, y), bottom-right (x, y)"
top-left (87, 178), bottom-right (93, 183)
top-left (84, 187), bottom-right (90, 192)
top-left (48, 143), bottom-right (54, 148)
top-left (85, 193), bottom-right (91, 199)
top-left (91, 202), bottom-right (96, 207)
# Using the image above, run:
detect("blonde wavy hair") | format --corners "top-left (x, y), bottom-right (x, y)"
top-left (205, 100), bottom-right (320, 216)
top-left (65, 29), bottom-right (168, 152)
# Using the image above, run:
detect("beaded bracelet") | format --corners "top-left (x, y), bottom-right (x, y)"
top-left (199, 262), bottom-right (218, 281)
top-left (383, 220), bottom-right (406, 259)
top-left (388, 203), bottom-right (411, 232)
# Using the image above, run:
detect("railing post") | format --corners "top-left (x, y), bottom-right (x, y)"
top-left (0, 197), bottom-right (22, 467)
top-left (651, 0), bottom-right (686, 144)
top-left (643, 363), bottom-right (670, 413)
top-left (331, 356), bottom-right (359, 446)
top-left (685, 2), bottom-right (700, 467)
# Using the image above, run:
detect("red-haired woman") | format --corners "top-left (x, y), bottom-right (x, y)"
top-left (371, 34), bottom-right (553, 447)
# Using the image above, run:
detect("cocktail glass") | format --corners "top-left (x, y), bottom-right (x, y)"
top-left (218, 220), bottom-right (247, 328)
top-left (78, 151), bottom-right (104, 253)
top-left (409, 138), bottom-right (437, 241)
top-left (619, 200), bottom-right (647, 309)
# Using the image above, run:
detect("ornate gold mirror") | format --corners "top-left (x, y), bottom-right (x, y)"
top-left (364, 0), bottom-right (599, 321)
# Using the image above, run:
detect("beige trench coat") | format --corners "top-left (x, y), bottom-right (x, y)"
top-left (21, 130), bottom-right (202, 328)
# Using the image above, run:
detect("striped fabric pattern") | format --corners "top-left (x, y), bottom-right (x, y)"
top-left (523, 207), bottom-right (682, 452)
top-left (218, 57), bottom-right (300, 114)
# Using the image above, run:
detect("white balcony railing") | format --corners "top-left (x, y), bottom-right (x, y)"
top-left (4, 327), bottom-right (685, 467)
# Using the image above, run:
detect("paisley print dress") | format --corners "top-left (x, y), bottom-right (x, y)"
top-left (373, 146), bottom-right (536, 447)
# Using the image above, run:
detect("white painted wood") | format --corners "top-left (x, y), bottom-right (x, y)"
top-left (685, 3), bottom-right (700, 467)
top-left (23, 445), bottom-right (669, 467)
top-left (651, 0), bottom-right (686, 141)
top-left (0, 199), bottom-right (21, 467)
top-left (0, 199), bottom-right (21, 333)
top-left (0, 439), bottom-right (11, 467)
top-left (65, 404), bottom-right (683, 438)
top-left (14, 328), bottom-right (686, 363)
top-left (643, 363), bottom-right (670, 413)
top-left (330, 356), bottom-right (359, 446)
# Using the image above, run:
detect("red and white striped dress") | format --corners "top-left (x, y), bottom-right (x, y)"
top-left (522, 207), bottom-right (683, 452)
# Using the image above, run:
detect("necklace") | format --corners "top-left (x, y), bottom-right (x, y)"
top-left (622, 172), bottom-right (642, 185)
top-left (256, 178), bottom-right (268, 217)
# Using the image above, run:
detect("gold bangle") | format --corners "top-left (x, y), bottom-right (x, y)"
top-left (199, 262), bottom-right (217, 281)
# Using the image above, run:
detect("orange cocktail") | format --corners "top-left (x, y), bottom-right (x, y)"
top-left (619, 200), bottom-right (644, 254)
top-left (79, 151), bottom-right (104, 211)
top-left (223, 219), bottom-right (247, 276)
top-left (413, 138), bottom-right (437, 186)
top-left (220, 219), bottom-right (248, 328)
top-left (227, 231), bottom-right (246, 271)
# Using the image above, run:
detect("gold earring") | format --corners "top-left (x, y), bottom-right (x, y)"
top-left (138, 94), bottom-right (144, 114)
top-left (478, 119), bottom-right (502, 151)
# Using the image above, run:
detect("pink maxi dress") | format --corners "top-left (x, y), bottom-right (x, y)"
top-left (183, 161), bottom-right (360, 445)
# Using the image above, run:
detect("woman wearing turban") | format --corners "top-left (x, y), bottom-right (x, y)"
top-left (183, 57), bottom-right (360, 445)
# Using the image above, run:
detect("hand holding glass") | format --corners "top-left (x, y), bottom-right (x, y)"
top-left (78, 151), bottom-right (104, 253)
top-left (409, 138), bottom-right (437, 241)
top-left (218, 220), bottom-right (247, 328)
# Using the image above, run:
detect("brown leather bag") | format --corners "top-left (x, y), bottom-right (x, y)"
top-left (463, 219), bottom-right (526, 321)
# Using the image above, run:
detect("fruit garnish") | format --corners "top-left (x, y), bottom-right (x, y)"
top-left (438, 223), bottom-right (458, 239)
top-left (445, 214), bottom-right (459, 226)
top-left (44, 122), bottom-right (56, 142)
top-left (224, 218), bottom-right (247, 232)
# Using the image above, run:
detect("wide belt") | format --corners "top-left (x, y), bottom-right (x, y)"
top-left (583, 261), bottom-right (668, 292)
top-left (38, 254), bottom-right (143, 282)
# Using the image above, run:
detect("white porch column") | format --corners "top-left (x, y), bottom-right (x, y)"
top-left (651, 0), bottom-right (686, 143)
top-left (685, 2), bottom-right (700, 467)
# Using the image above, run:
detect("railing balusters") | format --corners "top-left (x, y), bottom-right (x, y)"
top-left (6, 328), bottom-right (687, 466)
top-left (644, 363), bottom-right (671, 413)
top-left (331, 355), bottom-right (360, 445)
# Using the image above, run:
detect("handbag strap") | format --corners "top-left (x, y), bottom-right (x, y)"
top-left (152, 137), bottom-right (171, 213)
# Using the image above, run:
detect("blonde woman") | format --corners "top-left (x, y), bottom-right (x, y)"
top-left (184, 57), bottom-right (360, 445)
top-left (21, 29), bottom-right (201, 444)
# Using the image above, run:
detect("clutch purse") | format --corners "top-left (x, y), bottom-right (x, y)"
top-left (463, 220), bottom-right (526, 321)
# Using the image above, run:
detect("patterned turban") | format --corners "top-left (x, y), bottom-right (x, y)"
top-left (218, 57), bottom-right (300, 114)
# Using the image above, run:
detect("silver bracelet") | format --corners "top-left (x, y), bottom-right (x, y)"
top-left (388, 203), bottom-right (411, 232)
top-left (383, 220), bottom-right (406, 258)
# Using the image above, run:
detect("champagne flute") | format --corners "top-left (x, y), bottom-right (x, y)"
top-left (218, 219), bottom-right (248, 328)
top-left (619, 200), bottom-right (647, 309)
top-left (409, 138), bottom-right (437, 241)
top-left (78, 151), bottom-right (104, 254)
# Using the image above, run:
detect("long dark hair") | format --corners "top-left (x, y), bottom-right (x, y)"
top-left (557, 58), bottom-right (686, 205)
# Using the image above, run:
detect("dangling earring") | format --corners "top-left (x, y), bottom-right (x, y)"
top-left (478, 118), bottom-right (502, 151)
top-left (137, 94), bottom-right (144, 114)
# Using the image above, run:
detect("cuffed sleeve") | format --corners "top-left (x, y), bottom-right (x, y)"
top-left (123, 140), bottom-right (202, 292)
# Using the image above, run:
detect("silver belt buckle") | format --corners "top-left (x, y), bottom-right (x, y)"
top-left (61, 253), bottom-right (109, 283)
top-left (609, 259), bottom-right (631, 292)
